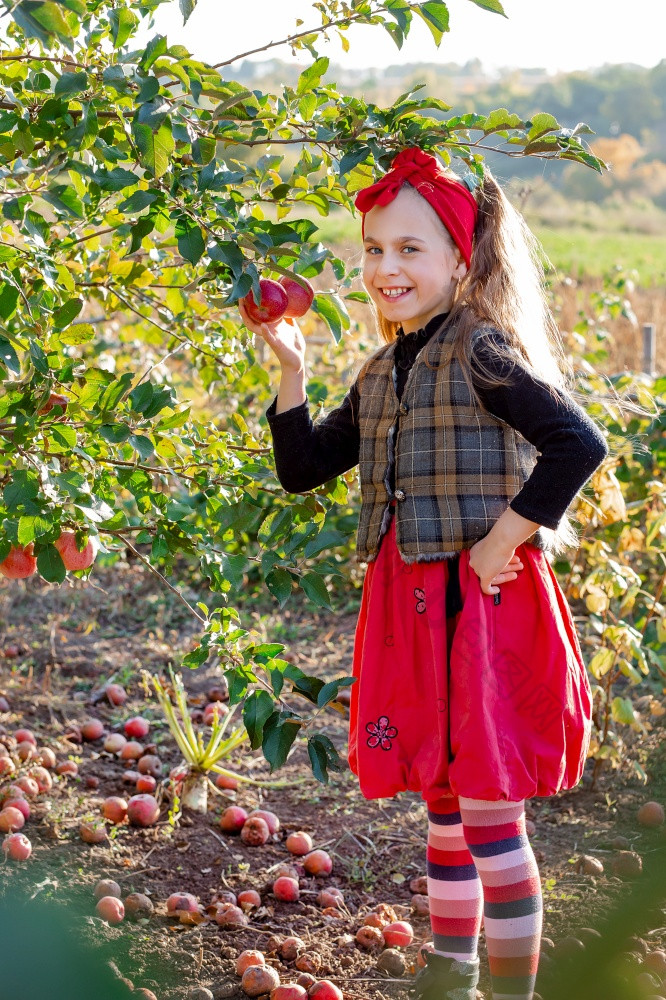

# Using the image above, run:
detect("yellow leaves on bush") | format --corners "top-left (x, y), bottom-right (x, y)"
top-left (591, 464), bottom-right (627, 525)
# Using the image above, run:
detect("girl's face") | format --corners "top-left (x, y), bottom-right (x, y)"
top-left (361, 185), bottom-right (468, 334)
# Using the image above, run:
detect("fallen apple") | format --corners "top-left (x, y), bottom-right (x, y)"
top-left (220, 806), bottom-right (248, 833)
top-left (307, 980), bottom-right (343, 999)
top-left (2, 832), bottom-right (32, 860)
top-left (96, 895), bottom-right (124, 925)
top-left (127, 794), bottom-right (160, 827)
top-left (273, 876), bottom-right (300, 903)
top-left (102, 796), bottom-right (128, 824)
top-left (241, 816), bottom-right (270, 846)
top-left (382, 920), bottom-right (414, 948)
top-left (303, 849), bottom-right (332, 876)
top-left (0, 807), bottom-right (25, 833)
top-left (241, 964), bottom-right (280, 998)
top-left (124, 716), bottom-right (150, 739)
top-left (124, 893), bottom-right (154, 920)
top-left (286, 831), bottom-right (313, 856)
top-left (94, 879), bottom-right (121, 900)
top-left (236, 949), bottom-right (266, 976)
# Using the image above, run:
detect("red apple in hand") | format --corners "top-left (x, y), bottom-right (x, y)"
top-left (279, 275), bottom-right (314, 317)
top-left (54, 531), bottom-right (97, 571)
top-left (0, 545), bottom-right (37, 580)
top-left (241, 278), bottom-right (288, 324)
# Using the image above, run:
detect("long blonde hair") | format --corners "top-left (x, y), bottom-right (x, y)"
top-left (362, 169), bottom-right (574, 406)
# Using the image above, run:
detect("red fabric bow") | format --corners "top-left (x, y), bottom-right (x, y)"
top-left (355, 148), bottom-right (478, 267)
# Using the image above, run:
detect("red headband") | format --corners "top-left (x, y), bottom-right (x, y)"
top-left (355, 148), bottom-right (478, 267)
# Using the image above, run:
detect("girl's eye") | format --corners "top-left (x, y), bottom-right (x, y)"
top-left (364, 246), bottom-right (418, 255)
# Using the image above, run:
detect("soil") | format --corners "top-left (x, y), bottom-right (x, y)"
top-left (0, 565), bottom-right (664, 1000)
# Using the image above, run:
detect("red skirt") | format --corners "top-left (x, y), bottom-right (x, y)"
top-left (348, 505), bottom-right (592, 803)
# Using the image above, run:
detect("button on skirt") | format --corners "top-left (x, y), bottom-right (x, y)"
top-left (347, 506), bottom-right (592, 803)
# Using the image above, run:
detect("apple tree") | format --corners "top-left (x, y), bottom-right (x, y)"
top-left (0, 0), bottom-right (603, 778)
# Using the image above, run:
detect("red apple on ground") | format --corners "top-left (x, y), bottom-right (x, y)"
top-left (220, 806), bottom-right (248, 833)
top-left (27, 766), bottom-right (51, 792)
top-left (0, 807), bottom-right (25, 833)
top-left (215, 904), bottom-right (247, 928)
top-left (241, 816), bottom-right (270, 846)
top-left (166, 892), bottom-right (199, 914)
top-left (13, 776), bottom-right (39, 798)
top-left (120, 740), bottom-right (144, 760)
top-left (104, 733), bottom-right (127, 754)
top-left (2, 832), bottom-right (31, 860)
top-left (0, 545), bottom-right (37, 579)
top-left (241, 965), bottom-right (280, 997)
top-left (94, 879), bottom-right (121, 900)
top-left (637, 801), bottom-right (664, 827)
top-left (236, 950), bottom-right (266, 976)
top-left (137, 754), bottom-right (162, 777)
top-left (286, 831), bottom-right (313, 856)
top-left (102, 796), bottom-right (128, 824)
top-left (124, 717), bottom-right (150, 739)
top-left (104, 682), bottom-right (127, 706)
top-left (303, 849), bottom-right (332, 876)
top-left (382, 920), bottom-right (414, 947)
top-left (241, 278), bottom-right (288, 325)
top-left (35, 747), bottom-right (56, 768)
top-left (136, 775), bottom-right (157, 793)
top-left (80, 820), bottom-right (108, 844)
top-left (215, 772), bottom-right (239, 791)
top-left (248, 808), bottom-right (280, 835)
top-left (127, 794), bottom-right (159, 827)
top-left (15, 728), bottom-right (36, 745)
top-left (96, 895), bottom-right (124, 925)
top-left (124, 893), bottom-right (154, 919)
top-left (308, 981), bottom-right (343, 999)
top-left (3, 798), bottom-right (30, 821)
top-left (81, 718), bottom-right (105, 741)
top-left (56, 760), bottom-right (78, 777)
top-left (237, 889), bottom-right (261, 909)
top-left (271, 986), bottom-right (308, 1000)
top-left (279, 275), bottom-right (314, 318)
top-left (54, 531), bottom-right (96, 571)
top-left (273, 876), bottom-right (300, 902)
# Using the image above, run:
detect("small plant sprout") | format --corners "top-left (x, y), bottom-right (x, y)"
top-left (149, 668), bottom-right (248, 813)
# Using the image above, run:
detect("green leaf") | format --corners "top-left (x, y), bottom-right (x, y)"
top-left (300, 571), bottom-right (332, 609)
top-left (611, 696), bottom-right (637, 726)
top-left (297, 57), bottom-right (329, 96)
top-left (52, 297), bottom-right (83, 330)
top-left (466, 0), bottom-right (506, 14)
top-left (265, 567), bottom-right (293, 607)
top-left (242, 690), bottom-right (275, 750)
top-left (261, 713), bottom-right (301, 772)
top-left (0, 335), bottom-right (20, 374)
top-left (307, 734), bottom-right (342, 784)
top-left (179, 0), bottom-right (197, 23)
top-left (17, 514), bottom-right (52, 545)
top-left (118, 190), bottom-right (158, 213)
top-left (140, 34), bottom-right (167, 73)
top-left (58, 323), bottom-right (94, 346)
top-left (175, 215), bottom-right (205, 265)
top-left (527, 112), bottom-right (560, 141)
top-left (109, 7), bottom-right (138, 48)
top-left (316, 676), bottom-right (355, 708)
top-left (417, 2), bottom-right (450, 44)
top-left (132, 122), bottom-right (174, 179)
top-left (0, 282), bottom-right (19, 321)
top-left (36, 544), bottom-right (66, 584)
top-left (54, 71), bottom-right (88, 98)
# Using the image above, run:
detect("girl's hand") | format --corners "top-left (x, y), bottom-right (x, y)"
top-left (238, 298), bottom-right (306, 374)
top-left (468, 535), bottom-right (524, 596)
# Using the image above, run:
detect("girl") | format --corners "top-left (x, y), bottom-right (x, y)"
top-left (243, 147), bottom-right (608, 1000)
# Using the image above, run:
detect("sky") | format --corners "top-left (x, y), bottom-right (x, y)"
top-left (144, 0), bottom-right (666, 74)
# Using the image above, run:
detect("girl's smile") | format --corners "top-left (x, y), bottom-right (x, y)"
top-left (362, 186), bottom-right (468, 333)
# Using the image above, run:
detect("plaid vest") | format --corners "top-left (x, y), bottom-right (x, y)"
top-left (355, 322), bottom-right (567, 565)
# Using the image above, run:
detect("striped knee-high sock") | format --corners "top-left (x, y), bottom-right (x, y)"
top-left (426, 796), bottom-right (483, 961)
top-left (458, 797), bottom-right (542, 1000)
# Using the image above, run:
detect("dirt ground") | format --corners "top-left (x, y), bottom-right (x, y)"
top-left (0, 564), bottom-right (664, 1000)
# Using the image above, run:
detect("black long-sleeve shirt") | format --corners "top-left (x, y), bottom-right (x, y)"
top-left (265, 314), bottom-right (608, 530)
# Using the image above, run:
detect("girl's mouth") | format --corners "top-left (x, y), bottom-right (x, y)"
top-left (379, 287), bottom-right (412, 302)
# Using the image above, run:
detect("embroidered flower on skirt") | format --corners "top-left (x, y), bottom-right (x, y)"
top-left (366, 716), bottom-right (398, 750)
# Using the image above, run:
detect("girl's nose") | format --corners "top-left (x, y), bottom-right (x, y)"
top-left (376, 252), bottom-right (400, 277)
